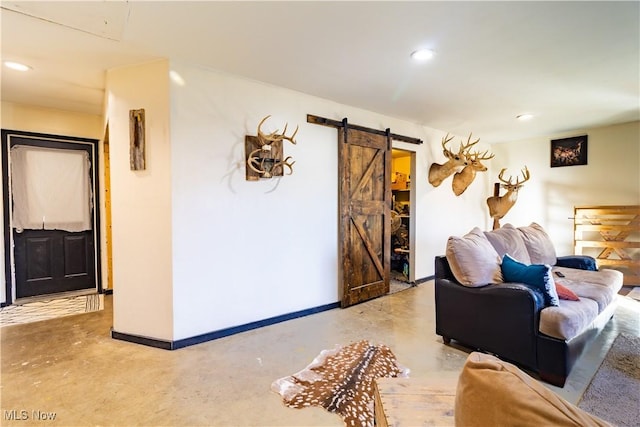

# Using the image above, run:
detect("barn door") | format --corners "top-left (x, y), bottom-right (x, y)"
top-left (339, 125), bottom-right (392, 307)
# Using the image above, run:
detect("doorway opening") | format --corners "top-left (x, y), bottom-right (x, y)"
top-left (1, 130), bottom-right (101, 305)
top-left (390, 148), bottom-right (416, 287)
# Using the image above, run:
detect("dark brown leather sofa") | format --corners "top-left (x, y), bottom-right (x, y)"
top-left (434, 255), bottom-right (617, 387)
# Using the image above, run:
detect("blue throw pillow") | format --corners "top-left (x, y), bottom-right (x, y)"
top-left (501, 254), bottom-right (560, 307)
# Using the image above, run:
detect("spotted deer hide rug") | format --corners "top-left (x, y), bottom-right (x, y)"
top-left (271, 340), bottom-right (409, 427)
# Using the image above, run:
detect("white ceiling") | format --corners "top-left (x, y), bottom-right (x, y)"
top-left (1, 1), bottom-right (638, 143)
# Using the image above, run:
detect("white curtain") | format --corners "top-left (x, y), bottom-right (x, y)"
top-left (11, 145), bottom-right (92, 232)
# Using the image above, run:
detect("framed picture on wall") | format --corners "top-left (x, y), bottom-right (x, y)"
top-left (550, 135), bottom-right (588, 167)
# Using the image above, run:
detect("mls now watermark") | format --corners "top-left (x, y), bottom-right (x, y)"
top-left (4, 409), bottom-right (57, 421)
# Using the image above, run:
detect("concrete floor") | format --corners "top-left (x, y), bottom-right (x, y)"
top-left (1, 282), bottom-right (639, 426)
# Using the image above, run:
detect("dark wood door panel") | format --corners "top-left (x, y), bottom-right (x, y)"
top-left (340, 126), bottom-right (391, 307)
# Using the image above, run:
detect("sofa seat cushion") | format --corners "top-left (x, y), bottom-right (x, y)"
top-left (553, 267), bottom-right (623, 291)
top-left (553, 267), bottom-right (622, 312)
top-left (555, 280), bottom-right (617, 313)
top-left (539, 297), bottom-right (599, 340)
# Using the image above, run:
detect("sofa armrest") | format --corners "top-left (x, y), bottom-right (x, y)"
top-left (556, 255), bottom-right (597, 271)
top-left (434, 256), bottom-right (544, 370)
top-left (435, 278), bottom-right (544, 370)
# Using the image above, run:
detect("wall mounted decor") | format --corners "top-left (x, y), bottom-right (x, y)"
top-left (486, 166), bottom-right (530, 230)
top-left (428, 133), bottom-right (478, 188)
top-left (129, 108), bottom-right (145, 170)
top-left (452, 147), bottom-right (494, 196)
top-left (245, 115), bottom-right (298, 181)
top-left (551, 135), bottom-right (587, 167)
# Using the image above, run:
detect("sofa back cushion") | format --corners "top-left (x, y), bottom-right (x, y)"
top-left (484, 223), bottom-right (532, 264)
top-left (446, 227), bottom-right (503, 287)
top-left (455, 352), bottom-right (610, 427)
top-left (518, 222), bottom-right (558, 265)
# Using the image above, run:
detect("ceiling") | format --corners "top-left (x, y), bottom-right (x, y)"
top-left (1, 1), bottom-right (639, 143)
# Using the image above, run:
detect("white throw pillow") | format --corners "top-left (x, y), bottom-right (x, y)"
top-left (518, 222), bottom-right (558, 265)
top-left (484, 223), bottom-right (532, 264)
top-left (446, 227), bottom-right (503, 287)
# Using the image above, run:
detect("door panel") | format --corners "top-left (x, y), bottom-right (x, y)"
top-left (339, 127), bottom-right (391, 307)
top-left (14, 229), bottom-right (95, 298)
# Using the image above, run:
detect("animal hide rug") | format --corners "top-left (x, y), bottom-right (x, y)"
top-left (271, 340), bottom-right (409, 427)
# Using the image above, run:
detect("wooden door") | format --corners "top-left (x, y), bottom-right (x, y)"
top-left (2, 130), bottom-right (100, 302)
top-left (339, 126), bottom-right (392, 307)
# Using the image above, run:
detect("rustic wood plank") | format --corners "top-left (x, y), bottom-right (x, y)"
top-left (596, 259), bottom-right (640, 267)
top-left (374, 378), bottom-right (456, 427)
top-left (129, 108), bottom-right (146, 170)
top-left (575, 224), bottom-right (640, 232)
top-left (574, 206), bottom-right (640, 214)
top-left (575, 241), bottom-right (640, 248)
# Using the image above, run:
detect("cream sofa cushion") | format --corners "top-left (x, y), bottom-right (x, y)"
top-left (484, 223), bottom-right (532, 264)
top-left (518, 222), bottom-right (557, 265)
top-left (455, 352), bottom-right (610, 427)
top-left (446, 227), bottom-right (503, 287)
top-left (539, 297), bottom-right (600, 340)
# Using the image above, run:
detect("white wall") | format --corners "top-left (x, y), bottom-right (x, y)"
top-left (106, 60), bottom-right (174, 340)
top-left (490, 121), bottom-right (640, 254)
top-left (0, 102), bottom-right (104, 304)
top-left (167, 61), bottom-right (489, 340)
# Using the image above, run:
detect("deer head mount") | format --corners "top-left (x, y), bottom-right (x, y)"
top-left (428, 133), bottom-right (479, 187)
top-left (452, 148), bottom-right (495, 196)
top-left (245, 115), bottom-right (298, 180)
top-left (486, 166), bottom-right (531, 230)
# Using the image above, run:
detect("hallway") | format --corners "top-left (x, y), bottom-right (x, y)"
top-left (1, 282), bottom-right (639, 426)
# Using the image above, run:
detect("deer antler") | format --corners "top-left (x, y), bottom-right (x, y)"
top-left (467, 149), bottom-right (495, 161)
top-left (498, 166), bottom-right (530, 187)
top-left (441, 133), bottom-right (455, 152)
top-left (272, 156), bottom-right (295, 175)
top-left (257, 115), bottom-right (298, 146)
top-left (246, 116), bottom-right (299, 179)
top-left (458, 133), bottom-right (480, 155)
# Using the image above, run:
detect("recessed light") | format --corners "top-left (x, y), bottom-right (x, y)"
top-left (516, 114), bottom-right (534, 121)
top-left (4, 61), bottom-right (32, 71)
top-left (410, 49), bottom-right (435, 61)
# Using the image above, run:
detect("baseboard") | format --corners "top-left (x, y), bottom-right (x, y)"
top-left (111, 330), bottom-right (172, 350)
top-left (415, 275), bottom-right (434, 284)
top-left (111, 301), bottom-right (341, 350)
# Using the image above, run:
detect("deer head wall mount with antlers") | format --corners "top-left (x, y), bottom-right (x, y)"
top-left (428, 133), bottom-right (479, 188)
top-left (452, 147), bottom-right (494, 196)
top-left (245, 115), bottom-right (298, 181)
top-left (486, 166), bottom-right (531, 230)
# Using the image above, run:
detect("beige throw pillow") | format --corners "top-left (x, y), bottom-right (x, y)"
top-left (518, 222), bottom-right (558, 265)
top-left (445, 227), bottom-right (503, 287)
top-left (455, 352), bottom-right (610, 427)
top-left (484, 223), bottom-right (532, 264)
